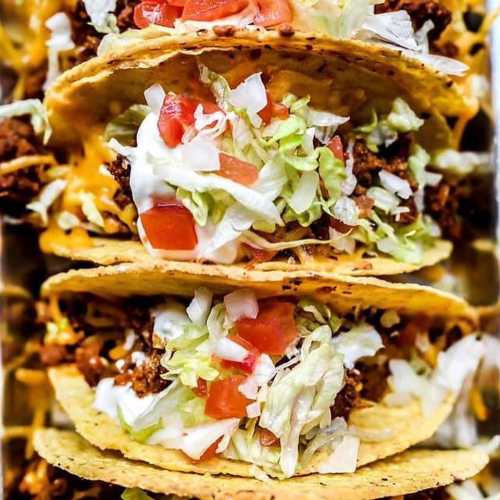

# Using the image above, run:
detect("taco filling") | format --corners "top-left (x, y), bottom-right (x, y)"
top-left (60, 0), bottom-right (467, 76)
top-left (40, 287), bottom-right (481, 478)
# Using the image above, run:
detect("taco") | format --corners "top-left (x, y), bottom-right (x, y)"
top-left (0, 32), bottom-right (485, 275)
top-left (32, 429), bottom-right (488, 500)
top-left (39, 263), bottom-right (482, 478)
top-left (25, 0), bottom-right (479, 76)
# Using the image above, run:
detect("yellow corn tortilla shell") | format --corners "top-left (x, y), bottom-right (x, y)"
top-left (34, 428), bottom-right (489, 500)
top-left (45, 29), bottom-right (471, 147)
top-left (43, 237), bottom-right (453, 278)
top-left (49, 365), bottom-right (456, 478)
top-left (41, 261), bottom-right (478, 323)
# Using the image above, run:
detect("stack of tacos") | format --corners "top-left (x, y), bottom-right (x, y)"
top-left (0, 1), bottom-right (497, 498)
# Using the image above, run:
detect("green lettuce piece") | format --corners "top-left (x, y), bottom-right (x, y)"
top-left (176, 189), bottom-right (212, 226)
top-left (0, 99), bottom-right (51, 143)
top-left (259, 341), bottom-right (345, 477)
top-left (121, 488), bottom-right (154, 500)
top-left (318, 147), bottom-right (346, 201)
top-left (117, 407), bottom-right (162, 444)
top-left (386, 98), bottom-right (424, 133)
top-left (356, 99), bottom-right (424, 152)
top-left (104, 105), bottom-right (149, 145)
top-left (408, 144), bottom-right (431, 187)
top-left (163, 343), bottom-right (219, 388)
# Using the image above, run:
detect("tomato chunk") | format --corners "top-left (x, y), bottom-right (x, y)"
top-left (182, 0), bottom-right (249, 21)
top-left (218, 153), bottom-right (258, 186)
top-left (254, 0), bottom-right (292, 26)
top-left (196, 437), bottom-right (222, 461)
top-left (259, 428), bottom-right (279, 447)
top-left (134, 1), bottom-right (181, 28)
top-left (140, 199), bottom-right (197, 250)
top-left (236, 300), bottom-right (297, 356)
top-left (205, 375), bottom-right (251, 419)
top-left (158, 95), bottom-right (222, 148)
top-left (221, 335), bottom-right (259, 373)
top-left (328, 135), bottom-right (344, 161)
top-left (258, 92), bottom-right (289, 124)
top-left (166, 0), bottom-right (186, 6)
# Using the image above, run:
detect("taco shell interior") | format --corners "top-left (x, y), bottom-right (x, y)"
top-left (48, 365), bottom-right (456, 478)
top-left (34, 428), bottom-right (488, 500)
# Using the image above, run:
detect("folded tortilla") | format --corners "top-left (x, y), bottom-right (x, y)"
top-left (34, 429), bottom-right (489, 500)
top-left (29, 28), bottom-right (479, 276)
top-left (41, 263), bottom-right (480, 478)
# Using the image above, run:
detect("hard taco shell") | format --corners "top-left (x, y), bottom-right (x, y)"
top-left (39, 30), bottom-right (470, 275)
top-left (34, 428), bottom-right (488, 500)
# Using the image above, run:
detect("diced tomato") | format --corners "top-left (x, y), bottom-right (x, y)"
top-left (259, 428), bottom-right (279, 447)
top-left (140, 199), bottom-right (197, 250)
top-left (182, 0), bottom-right (249, 21)
top-left (327, 135), bottom-right (344, 161)
top-left (205, 375), bottom-right (251, 419)
top-left (194, 378), bottom-right (208, 397)
top-left (254, 0), bottom-right (292, 27)
top-left (258, 91), bottom-right (289, 124)
top-left (236, 300), bottom-right (297, 356)
top-left (221, 335), bottom-right (259, 373)
top-left (133, 1), bottom-right (181, 29)
top-left (218, 153), bottom-right (259, 186)
top-left (158, 94), bottom-right (222, 148)
top-left (195, 437), bottom-right (222, 461)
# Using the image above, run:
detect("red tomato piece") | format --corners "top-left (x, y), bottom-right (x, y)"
top-left (259, 428), bottom-right (279, 447)
top-left (182, 0), bottom-right (249, 21)
top-left (205, 375), bottom-right (251, 419)
top-left (221, 335), bottom-right (259, 373)
top-left (133, 0), bottom-right (181, 29)
top-left (166, 0), bottom-right (186, 6)
top-left (236, 300), bottom-right (297, 356)
top-left (158, 95), bottom-right (197, 147)
top-left (193, 378), bottom-right (208, 397)
top-left (254, 0), bottom-right (292, 26)
top-left (218, 153), bottom-right (259, 186)
top-left (328, 135), bottom-right (344, 161)
top-left (258, 92), bottom-right (290, 124)
top-left (158, 95), bottom-right (222, 148)
top-left (140, 199), bottom-right (198, 250)
top-left (193, 437), bottom-right (222, 461)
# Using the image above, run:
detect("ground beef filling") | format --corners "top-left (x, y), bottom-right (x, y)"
top-left (107, 154), bottom-right (133, 209)
top-left (331, 370), bottom-right (362, 419)
top-left (0, 118), bottom-right (47, 215)
top-left (375, 0), bottom-right (452, 42)
top-left (69, 0), bottom-right (140, 65)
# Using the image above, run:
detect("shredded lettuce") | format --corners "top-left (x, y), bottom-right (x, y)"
top-left (259, 340), bottom-right (345, 477)
top-left (104, 105), bottom-right (150, 145)
top-left (0, 99), bottom-right (52, 143)
top-left (357, 99), bottom-right (423, 152)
